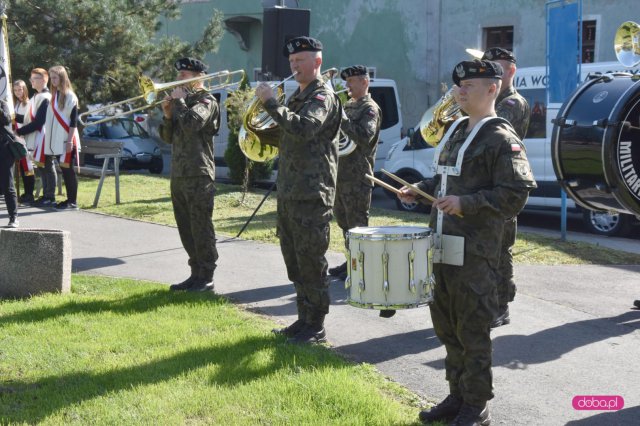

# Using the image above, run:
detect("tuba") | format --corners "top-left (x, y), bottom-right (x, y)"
top-left (419, 85), bottom-right (461, 147)
top-left (239, 68), bottom-right (355, 162)
top-left (614, 21), bottom-right (640, 67)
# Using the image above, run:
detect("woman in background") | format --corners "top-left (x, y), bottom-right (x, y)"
top-left (45, 66), bottom-right (80, 210)
top-left (13, 79), bottom-right (36, 204)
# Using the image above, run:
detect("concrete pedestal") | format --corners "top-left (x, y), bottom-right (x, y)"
top-left (0, 228), bottom-right (72, 298)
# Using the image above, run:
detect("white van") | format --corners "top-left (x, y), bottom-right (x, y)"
top-left (210, 76), bottom-right (403, 181)
top-left (384, 61), bottom-right (640, 235)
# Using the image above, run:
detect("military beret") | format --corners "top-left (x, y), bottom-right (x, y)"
top-left (283, 36), bottom-right (323, 57)
top-left (340, 65), bottom-right (368, 80)
top-left (452, 59), bottom-right (503, 86)
top-left (174, 57), bottom-right (208, 73)
top-left (482, 47), bottom-right (516, 64)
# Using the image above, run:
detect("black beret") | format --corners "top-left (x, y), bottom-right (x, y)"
top-left (452, 60), bottom-right (504, 86)
top-left (482, 47), bottom-right (516, 64)
top-left (340, 65), bottom-right (368, 80)
top-left (282, 36), bottom-right (323, 57)
top-left (174, 57), bottom-right (208, 73)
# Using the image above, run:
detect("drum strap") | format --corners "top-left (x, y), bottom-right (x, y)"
top-left (432, 116), bottom-right (510, 266)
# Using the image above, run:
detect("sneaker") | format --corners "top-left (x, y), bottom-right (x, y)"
top-left (170, 276), bottom-right (196, 291)
top-left (287, 325), bottom-right (327, 344)
top-left (187, 277), bottom-right (214, 292)
top-left (19, 193), bottom-right (34, 204)
top-left (35, 197), bottom-right (55, 207)
top-left (449, 403), bottom-right (491, 426)
top-left (56, 200), bottom-right (78, 210)
top-left (272, 319), bottom-right (306, 337)
top-left (490, 305), bottom-right (510, 328)
top-left (328, 262), bottom-right (347, 276)
top-left (8, 217), bottom-right (19, 228)
top-left (419, 394), bottom-right (463, 424)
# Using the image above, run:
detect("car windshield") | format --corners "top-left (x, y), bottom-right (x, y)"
top-left (103, 119), bottom-right (148, 139)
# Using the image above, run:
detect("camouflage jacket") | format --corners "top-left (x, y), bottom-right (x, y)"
top-left (418, 119), bottom-right (537, 264)
top-left (496, 86), bottom-right (530, 140)
top-left (263, 77), bottom-right (341, 206)
top-left (338, 93), bottom-right (381, 187)
top-left (159, 88), bottom-right (219, 179)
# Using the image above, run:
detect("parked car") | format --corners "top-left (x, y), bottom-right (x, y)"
top-left (81, 116), bottom-right (163, 174)
top-left (383, 125), bottom-right (640, 236)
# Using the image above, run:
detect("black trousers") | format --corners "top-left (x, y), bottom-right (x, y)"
top-left (60, 148), bottom-right (78, 203)
top-left (0, 146), bottom-right (18, 218)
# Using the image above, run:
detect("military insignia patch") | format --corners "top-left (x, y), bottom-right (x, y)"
top-left (456, 64), bottom-right (465, 79)
top-left (314, 94), bottom-right (326, 101)
top-left (287, 43), bottom-right (294, 53)
top-left (485, 50), bottom-right (494, 60)
top-left (511, 143), bottom-right (522, 152)
top-left (506, 99), bottom-right (516, 106)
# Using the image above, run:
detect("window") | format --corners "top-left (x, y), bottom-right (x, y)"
top-left (483, 26), bottom-right (513, 51)
top-left (582, 20), bottom-right (596, 63)
top-left (369, 87), bottom-right (398, 130)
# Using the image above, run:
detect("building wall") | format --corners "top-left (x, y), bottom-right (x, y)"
top-left (165, 0), bottom-right (638, 131)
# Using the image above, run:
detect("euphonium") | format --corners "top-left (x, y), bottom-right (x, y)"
top-left (419, 86), bottom-right (461, 147)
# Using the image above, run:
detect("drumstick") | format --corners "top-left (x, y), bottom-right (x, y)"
top-left (364, 174), bottom-right (403, 195)
top-left (380, 169), bottom-right (463, 218)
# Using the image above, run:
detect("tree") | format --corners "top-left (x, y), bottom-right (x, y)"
top-left (5, 0), bottom-right (223, 108)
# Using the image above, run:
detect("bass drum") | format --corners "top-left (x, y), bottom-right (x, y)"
top-left (552, 73), bottom-right (640, 216)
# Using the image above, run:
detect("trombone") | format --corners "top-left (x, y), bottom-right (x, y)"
top-left (79, 69), bottom-right (245, 126)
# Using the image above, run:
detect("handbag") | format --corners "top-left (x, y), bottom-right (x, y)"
top-left (1, 127), bottom-right (27, 160)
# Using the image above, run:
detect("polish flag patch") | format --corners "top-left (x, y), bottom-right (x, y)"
top-left (314, 94), bottom-right (326, 101)
top-left (511, 143), bottom-right (522, 152)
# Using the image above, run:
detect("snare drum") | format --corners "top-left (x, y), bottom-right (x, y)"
top-left (346, 226), bottom-right (434, 310)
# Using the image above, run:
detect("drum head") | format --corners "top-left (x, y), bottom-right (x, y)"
top-left (552, 74), bottom-right (640, 215)
top-left (348, 226), bottom-right (432, 240)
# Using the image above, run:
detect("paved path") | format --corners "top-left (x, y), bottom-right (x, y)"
top-left (2, 204), bottom-right (639, 425)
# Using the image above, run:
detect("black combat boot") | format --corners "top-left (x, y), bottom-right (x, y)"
top-left (328, 262), bottom-right (347, 277)
top-left (379, 309), bottom-right (396, 318)
top-left (272, 319), bottom-right (306, 337)
top-left (634, 300), bottom-right (640, 309)
top-left (170, 276), bottom-right (196, 291)
top-left (287, 324), bottom-right (327, 344)
top-left (419, 394), bottom-right (462, 424)
top-left (490, 305), bottom-right (510, 328)
top-left (188, 276), bottom-right (214, 292)
top-left (449, 403), bottom-right (491, 426)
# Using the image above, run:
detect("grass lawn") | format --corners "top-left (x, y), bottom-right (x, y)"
top-left (0, 276), bottom-right (423, 425)
top-left (76, 174), bottom-right (640, 266)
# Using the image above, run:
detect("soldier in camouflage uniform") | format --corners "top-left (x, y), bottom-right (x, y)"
top-left (159, 57), bottom-right (220, 292)
top-left (482, 47), bottom-right (531, 328)
top-left (328, 65), bottom-right (381, 280)
top-left (256, 37), bottom-right (341, 344)
top-left (399, 60), bottom-right (536, 426)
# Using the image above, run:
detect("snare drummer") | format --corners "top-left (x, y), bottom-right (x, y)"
top-left (399, 60), bottom-right (536, 425)
top-left (329, 65), bottom-right (381, 281)
top-left (481, 47), bottom-right (531, 328)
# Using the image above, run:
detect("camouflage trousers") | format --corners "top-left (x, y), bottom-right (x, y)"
top-left (334, 182), bottom-right (372, 250)
top-left (497, 217), bottom-right (517, 306)
top-left (430, 254), bottom-right (499, 406)
top-left (171, 175), bottom-right (218, 280)
top-left (277, 199), bottom-right (332, 328)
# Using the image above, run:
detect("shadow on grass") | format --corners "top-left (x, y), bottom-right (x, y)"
top-left (0, 334), bottom-right (345, 423)
top-left (0, 289), bottom-right (224, 327)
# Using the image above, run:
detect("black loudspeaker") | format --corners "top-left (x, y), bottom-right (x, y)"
top-left (261, 8), bottom-right (310, 80)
